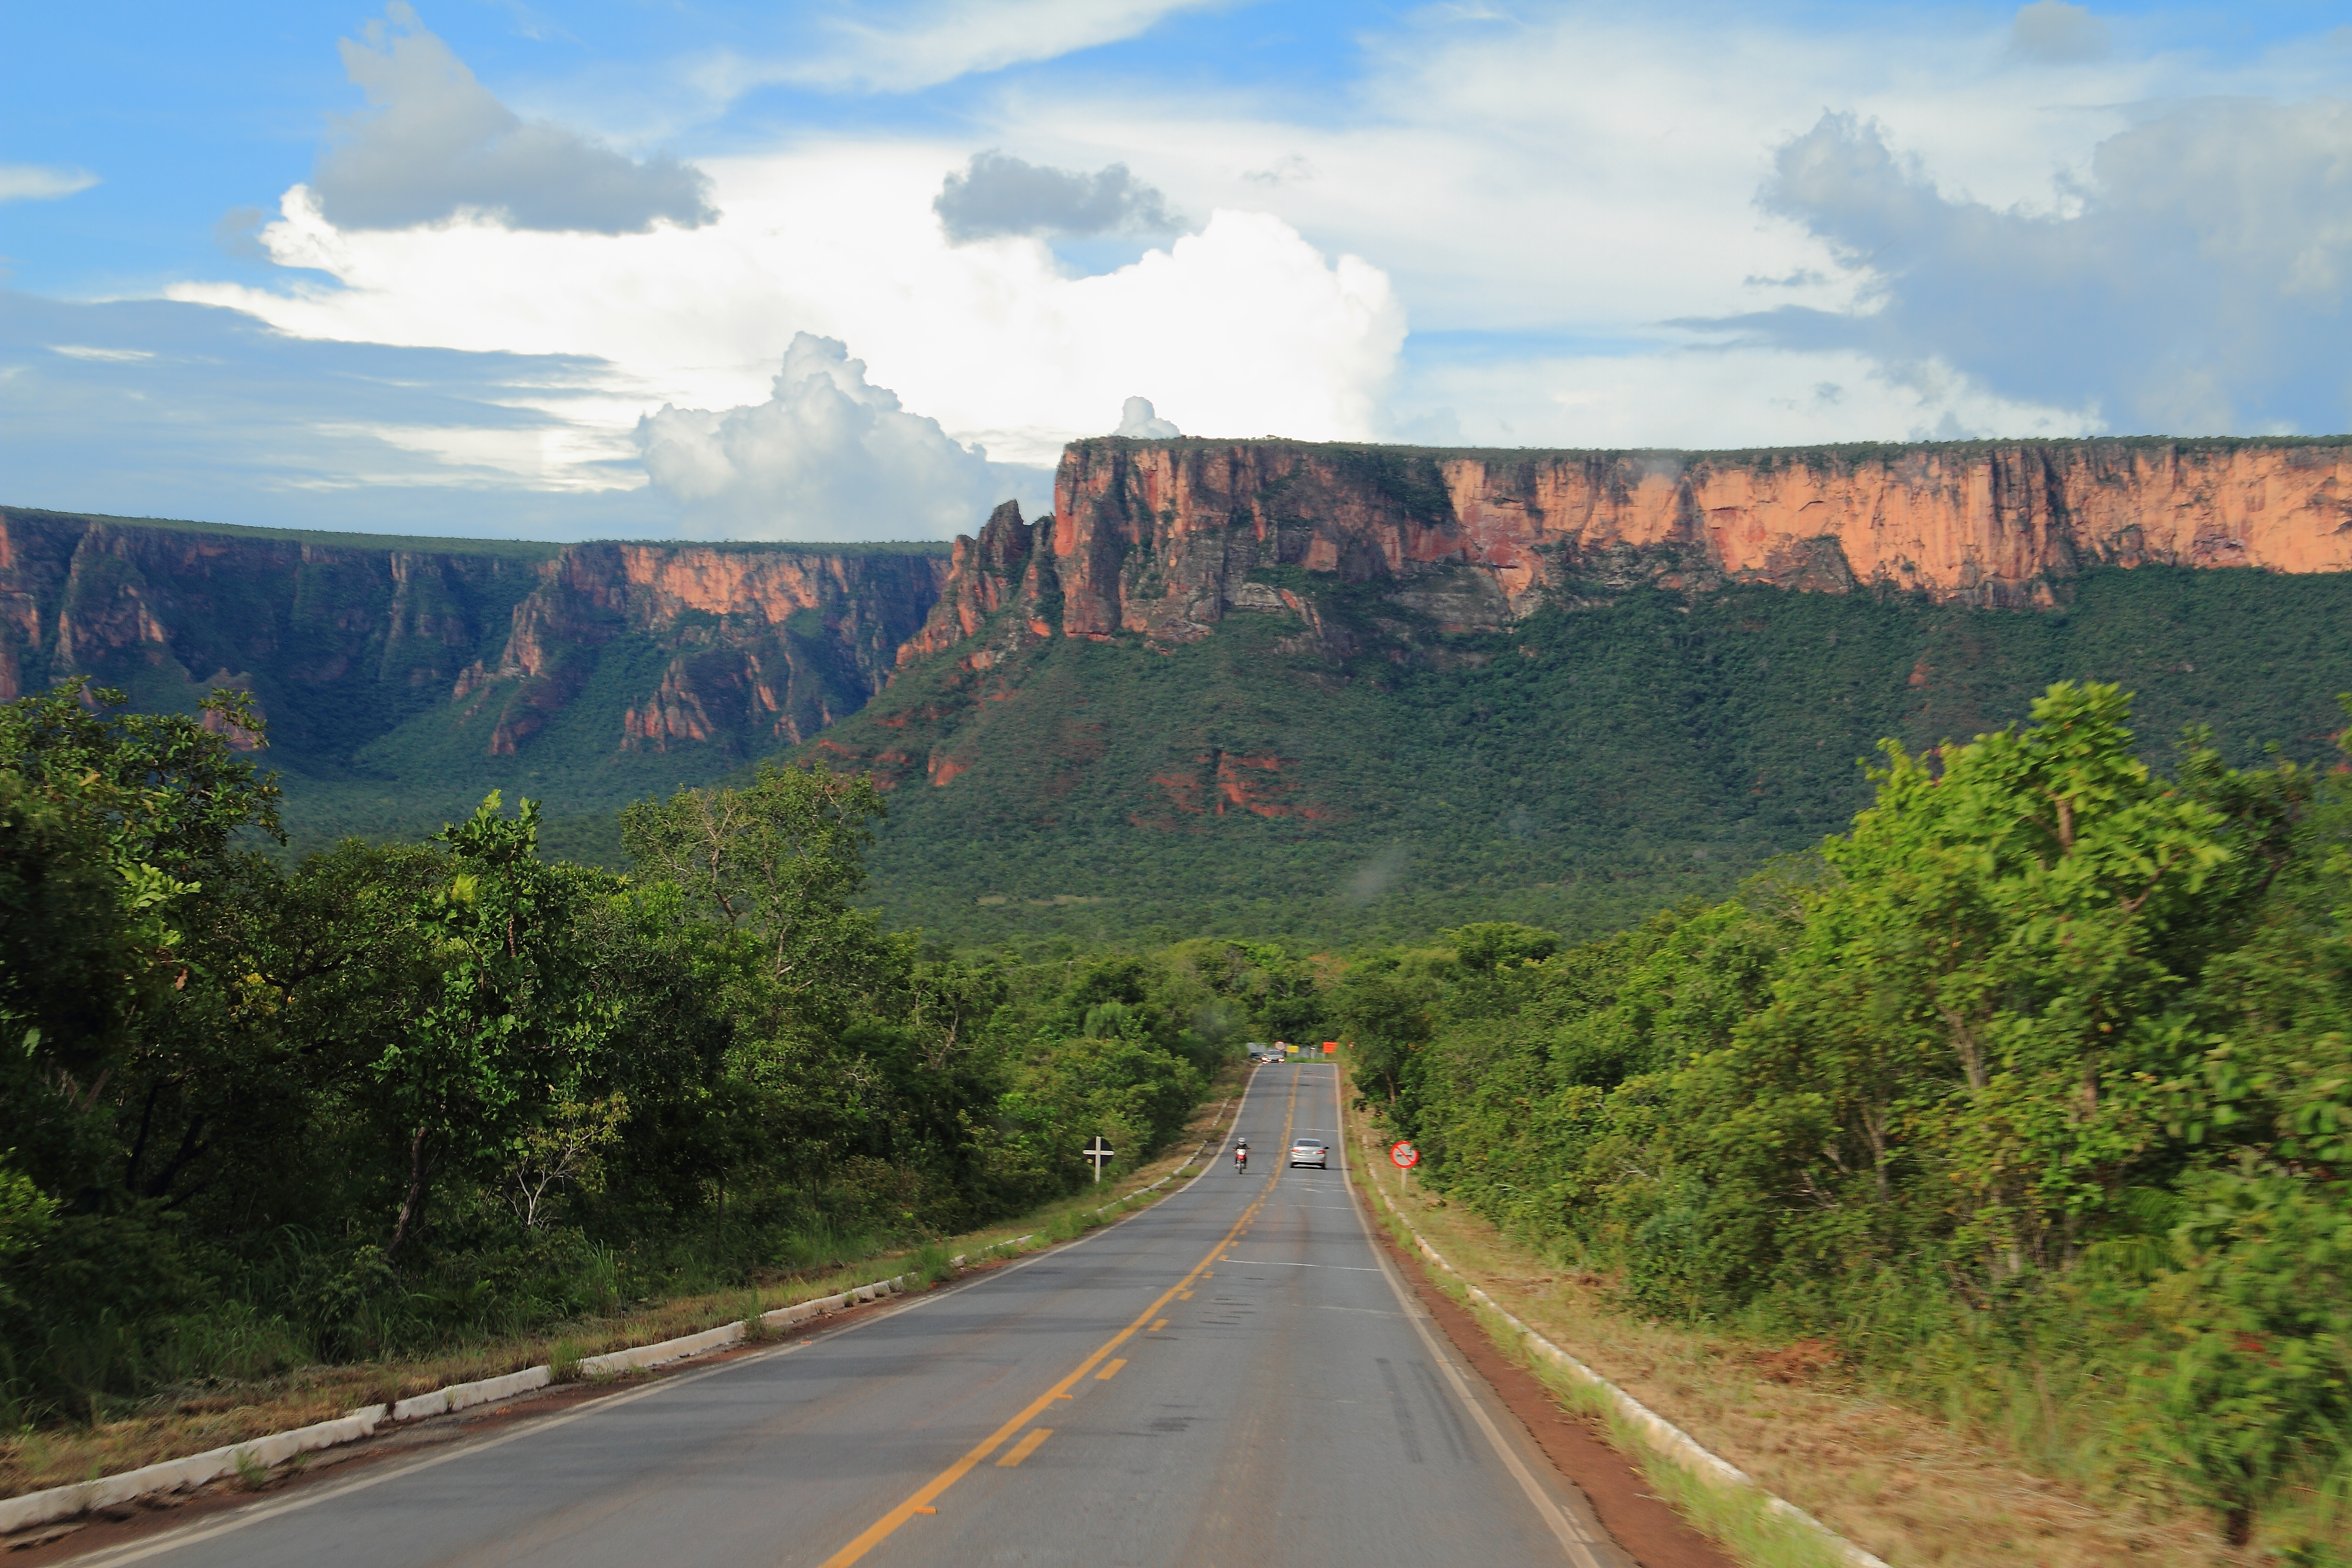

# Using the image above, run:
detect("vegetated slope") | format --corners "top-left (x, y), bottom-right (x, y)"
top-left (1341, 685), bottom-right (2352, 1560)
top-left (0, 507), bottom-right (951, 850)
top-left (22, 430), bottom-right (2352, 909)
top-left (785, 434), bottom-right (2352, 946)
top-left (809, 546), bottom-right (2352, 946)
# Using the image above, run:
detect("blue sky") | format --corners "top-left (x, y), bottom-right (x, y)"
top-left (6, 1), bottom-right (2352, 539)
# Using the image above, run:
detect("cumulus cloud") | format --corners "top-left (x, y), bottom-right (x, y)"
top-left (315, 3), bottom-right (715, 233)
top-left (0, 164), bottom-right (99, 202)
top-left (175, 143), bottom-right (1405, 475)
top-left (1113, 396), bottom-right (1181, 437)
top-left (2009, 2), bottom-right (2110, 64)
top-left (636, 333), bottom-right (1044, 539)
top-left (935, 150), bottom-right (1177, 243)
top-left (1694, 102), bottom-right (2352, 434)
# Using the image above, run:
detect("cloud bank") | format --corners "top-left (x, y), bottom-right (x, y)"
top-left (177, 143), bottom-right (1405, 477)
top-left (1697, 100), bottom-right (2352, 434)
top-left (316, 3), bottom-right (715, 233)
top-left (636, 333), bottom-right (1045, 539)
top-left (936, 151), bottom-right (1177, 242)
top-left (0, 291), bottom-right (671, 537)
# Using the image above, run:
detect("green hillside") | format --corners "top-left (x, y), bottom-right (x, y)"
top-left (764, 563), bottom-right (2352, 947)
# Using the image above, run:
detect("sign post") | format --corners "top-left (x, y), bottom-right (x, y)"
top-left (1082, 1136), bottom-right (1116, 1183)
top-left (1389, 1139), bottom-right (1419, 1194)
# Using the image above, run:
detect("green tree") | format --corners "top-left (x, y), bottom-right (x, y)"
top-left (372, 794), bottom-right (609, 1262)
top-left (620, 762), bottom-right (888, 1012)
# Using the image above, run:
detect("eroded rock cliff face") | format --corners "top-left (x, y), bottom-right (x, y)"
top-left (0, 508), bottom-right (948, 767)
top-left (1017, 438), bottom-right (2352, 644)
top-left (454, 540), bottom-right (949, 756)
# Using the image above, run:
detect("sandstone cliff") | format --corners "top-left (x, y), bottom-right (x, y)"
top-left (1007, 438), bottom-right (2352, 646)
top-left (455, 540), bottom-right (948, 755)
top-left (0, 508), bottom-right (948, 767)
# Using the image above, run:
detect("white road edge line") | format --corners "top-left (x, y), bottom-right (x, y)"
top-left (1336, 1074), bottom-right (1623, 1568)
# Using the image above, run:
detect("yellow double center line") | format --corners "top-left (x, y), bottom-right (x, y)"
top-left (816, 1076), bottom-right (1301, 1568)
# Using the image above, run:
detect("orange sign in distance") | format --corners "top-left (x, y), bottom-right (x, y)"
top-left (1322, 1041), bottom-right (1337, 1053)
top-left (1389, 1141), bottom-right (1420, 1169)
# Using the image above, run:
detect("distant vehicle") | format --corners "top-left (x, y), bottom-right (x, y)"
top-left (1288, 1139), bottom-right (1328, 1169)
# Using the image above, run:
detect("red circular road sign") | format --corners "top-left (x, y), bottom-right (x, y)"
top-left (1389, 1141), bottom-right (1421, 1170)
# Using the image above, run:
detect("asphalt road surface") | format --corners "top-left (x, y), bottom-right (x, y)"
top-left (72, 1063), bottom-right (1630, 1568)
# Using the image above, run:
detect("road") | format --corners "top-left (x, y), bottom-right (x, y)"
top-left (72, 1064), bottom-right (1629, 1568)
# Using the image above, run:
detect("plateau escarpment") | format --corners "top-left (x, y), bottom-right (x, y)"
top-left (15, 434), bottom-right (2352, 912)
top-left (0, 507), bottom-right (949, 842)
top-left (1031, 436), bottom-right (2352, 646)
top-left (813, 436), bottom-right (2352, 941)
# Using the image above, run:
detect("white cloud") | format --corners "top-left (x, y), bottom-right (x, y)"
top-left (47, 344), bottom-right (155, 362)
top-left (316, 3), bottom-right (715, 232)
top-left (689, 0), bottom-right (1221, 98)
top-left (1720, 101), bottom-right (2352, 434)
top-left (171, 146), bottom-right (1403, 479)
top-left (130, 0), bottom-right (2352, 514)
top-left (636, 332), bottom-right (1043, 539)
top-left (1392, 344), bottom-right (2098, 451)
top-left (0, 164), bottom-right (99, 202)
top-left (942, 4), bottom-right (2352, 443)
top-left (1113, 396), bottom-right (1181, 437)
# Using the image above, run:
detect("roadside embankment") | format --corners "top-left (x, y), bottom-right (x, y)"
top-left (1339, 1095), bottom-right (2247, 1568)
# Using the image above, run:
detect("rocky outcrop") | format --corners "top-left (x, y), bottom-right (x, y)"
top-left (0, 508), bottom-right (949, 765)
top-left (457, 541), bottom-right (950, 755)
top-left (896, 501), bottom-right (1037, 666)
top-left (994, 438), bottom-right (2352, 644)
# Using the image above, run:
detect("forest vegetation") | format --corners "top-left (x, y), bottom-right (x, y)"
top-left (7, 658), bottom-right (2352, 1563)
top-left (0, 680), bottom-right (1319, 1437)
top-left (810, 564), bottom-right (2352, 947)
top-left (1337, 683), bottom-right (2352, 1561)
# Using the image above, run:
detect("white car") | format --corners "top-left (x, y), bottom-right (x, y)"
top-left (1288, 1139), bottom-right (1328, 1169)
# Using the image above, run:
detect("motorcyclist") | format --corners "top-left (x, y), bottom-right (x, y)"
top-left (1234, 1139), bottom-right (1249, 1173)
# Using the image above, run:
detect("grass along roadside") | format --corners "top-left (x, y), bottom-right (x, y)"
top-left (1337, 1080), bottom-right (2245, 1568)
top-left (0, 1072), bottom-right (1245, 1505)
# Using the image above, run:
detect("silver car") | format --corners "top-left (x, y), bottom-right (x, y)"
top-left (1288, 1139), bottom-right (1328, 1169)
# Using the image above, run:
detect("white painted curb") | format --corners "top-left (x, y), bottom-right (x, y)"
top-left (0, 1268), bottom-right (924, 1538)
top-left (0, 1408), bottom-right (383, 1539)
top-left (0, 1090), bottom-right (1246, 1540)
top-left (1366, 1176), bottom-right (1892, 1568)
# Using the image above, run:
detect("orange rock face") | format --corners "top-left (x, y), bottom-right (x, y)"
top-left (1132, 748), bottom-right (1333, 828)
top-left (462, 540), bottom-right (950, 755)
top-left (0, 507), bottom-right (948, 762)
top-left (1018, 439), bottom-right (2352, 641)
top-left (897, 501), bottom-right (1037, 667)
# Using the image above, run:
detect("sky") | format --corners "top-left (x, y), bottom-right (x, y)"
top-left (5, 0), bottom-right (2351, 542)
